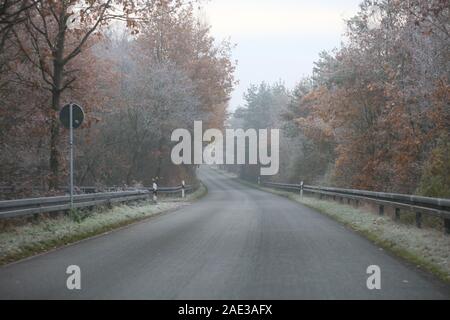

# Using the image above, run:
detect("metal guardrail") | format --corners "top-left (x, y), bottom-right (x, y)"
top-left (0, 185), bottom-right (196, 195)
top-left (150, 185), bottom-right (194, 194)
top-left (262, 181), bottom-right (450, 234)
top-left (0, 184), bottom-right (195, 219)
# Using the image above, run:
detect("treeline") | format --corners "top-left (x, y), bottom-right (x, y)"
top-left (0, 1), bottom-right (235, 197)
top-left (231, 0), bottom-right (449, 197)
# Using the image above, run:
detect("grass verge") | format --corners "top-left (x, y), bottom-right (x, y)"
top-left (213, 168), bottom-right (450, 283)
top-left (0, 183), bottom-right (207, 266)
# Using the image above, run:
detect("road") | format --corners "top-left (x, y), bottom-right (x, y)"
top-left (0, 166), bottom-right (449, 299)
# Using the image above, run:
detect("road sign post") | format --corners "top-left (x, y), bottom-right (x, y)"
top-left (60, 103), bottom-right (84, 210)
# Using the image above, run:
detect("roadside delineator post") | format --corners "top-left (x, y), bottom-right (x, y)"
top-left (300, 181), bottom-right (304, 199)
top-left (181, 180), bottom-right (185, 198)
top-left (258, 176), bottom-right (260, 185)
top-left (152, 181), bottom-right (158, 202)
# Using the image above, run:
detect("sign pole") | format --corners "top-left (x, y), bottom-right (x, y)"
top-left (59, 102), bottom-right (84, 211)
top-left (69, 103), bottom-right (74, 210)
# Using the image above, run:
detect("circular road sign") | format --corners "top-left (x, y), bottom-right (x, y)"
top-left (59, 103), bottom-right (84, 129)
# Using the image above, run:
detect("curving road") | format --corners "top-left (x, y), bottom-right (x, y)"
top-left (0, 166), bottom-right (449, 299)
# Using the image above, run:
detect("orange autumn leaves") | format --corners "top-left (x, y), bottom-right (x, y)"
top-left (289, 0), bottom-right (449, 194)
top-left (293, 77), bottom-right (449, 194)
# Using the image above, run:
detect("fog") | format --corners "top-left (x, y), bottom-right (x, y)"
top-left (200, 0), bottom-right (362, 110)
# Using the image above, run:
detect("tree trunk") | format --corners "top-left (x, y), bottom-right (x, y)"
top-left (155, 136), bottom-right (165, 182)
top-left (48, 105), bottom-right (60, 190)
top-left (48, 9), bottom-right (67, 190)
top-left (48, 58), bottom-right (64, 190)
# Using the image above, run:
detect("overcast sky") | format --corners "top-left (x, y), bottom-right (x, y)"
top-left (198, 0), bottom-right (363, 111)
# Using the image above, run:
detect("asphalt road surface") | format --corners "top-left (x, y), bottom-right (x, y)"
top-left (0, 166), bottom-right (449, 299)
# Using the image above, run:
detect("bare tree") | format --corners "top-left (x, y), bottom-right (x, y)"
top-left (0, 0), bottom-right (38, 51)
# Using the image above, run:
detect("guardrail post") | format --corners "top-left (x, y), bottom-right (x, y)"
top-left (395, 208), bottom-right (400, 221)
top-left (379, 205), bottom-right (384, 216)
top-left (107, 196), bottom-right (112, 209)
top-left (444, 218), bottom-right (450, 235)
top-left (415, 212), bottom-right (422, 228)
top-left (181, 180), bottom-right (185, 198)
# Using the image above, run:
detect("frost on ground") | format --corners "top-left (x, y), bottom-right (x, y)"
top-left (0, 184), bottom-right (205, 265)
top-left (282, 191), bottom-right (450, 281)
